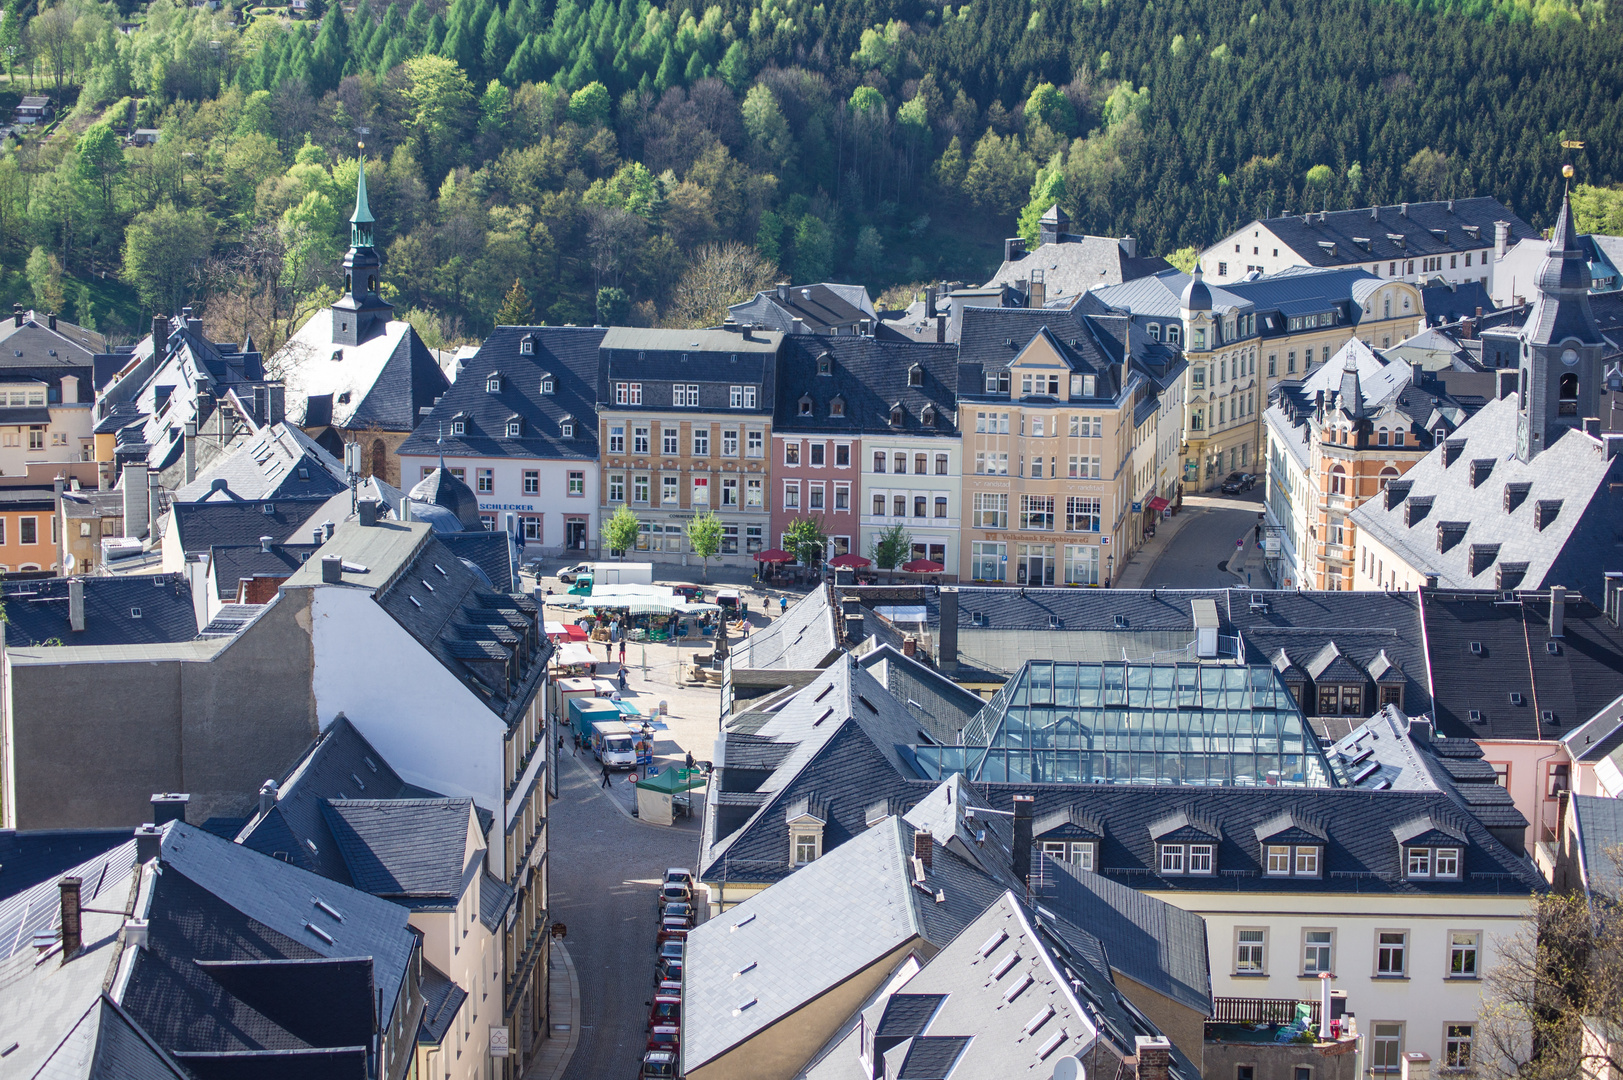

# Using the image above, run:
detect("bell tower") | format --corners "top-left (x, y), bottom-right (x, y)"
top-left (1515, 190), bottom-right (1604, 462)
top-left (332, 148), bottom-right (393, 348)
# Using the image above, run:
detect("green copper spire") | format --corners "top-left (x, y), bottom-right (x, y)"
top-left (350, 146), bottom-right (374, 249)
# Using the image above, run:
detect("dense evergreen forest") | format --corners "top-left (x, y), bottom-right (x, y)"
top-left (1, 0), bottom-right (1619, 347)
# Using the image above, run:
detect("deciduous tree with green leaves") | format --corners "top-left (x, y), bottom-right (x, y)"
top-left (783, 516), bottom-right (827, 568)
top-left (869, 523), bottom-right (911, 580)
top-left (686, 509), bottom-right (723, 581)
top-left (600, 504), bottom-right (641, 558)
top-left (122, 203), bottom-right (211, 314)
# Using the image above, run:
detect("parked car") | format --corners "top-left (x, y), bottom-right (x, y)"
top-left (657, 882), bottom-right (691, 910)
top-left (1220, 472), bottom-right (1248, 494)
top-left (664, 867), bottom-right (694, 888)
top-left (647, 1025), bottom-right (680, 1053)
top-left (658, 939), bottom-right (684, 963)
top-left (641, 1050), bottom-right (679, 1079)
top-left (557, 562), bottom-right (592, 583)
top-left (647, 994), bottom-right (681, 1028)
top-left (658, 919), bottom-right (690, 944)
top-left (660, 902), bottom-right (696, 927)
top-left (654, 956), bottom-right (683, 985)
top-left (654, 978), bottom-right (681, 1000)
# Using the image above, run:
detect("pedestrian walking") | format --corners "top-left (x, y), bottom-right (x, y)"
top-left (618, 639), bottom-right (627, 664)
top-left (573, 731), bottom-right (581, 755)
top-left (780, 595), bottom-right (788, 616)
top-left (617, 666), bottom-right (629, 692)
top-left (600, 763), bottom-right (611, 787)
top-left (610, 619), bottom-right (621, 643)
top-left (685, 750), bottom-right (695, 771)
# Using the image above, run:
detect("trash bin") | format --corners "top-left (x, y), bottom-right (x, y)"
top-left (658, 700), bottom-right (668, 717)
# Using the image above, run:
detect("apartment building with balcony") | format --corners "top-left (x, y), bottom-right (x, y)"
top-left (956, 302), bottom-right (1177, 585)
top-left (771, 336), bottom-right (959, 565)
top-left (596, 326), bottom-right (782, 564)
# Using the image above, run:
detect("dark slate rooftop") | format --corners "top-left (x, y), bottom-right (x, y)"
top-left (986, 230), bottom-right (1173, 301)
top-left (1, 574), bottom-right (198, 647)
top-left (418, 960), bottom-right (468, 1044)
top-left (1569, 794), bottom-right (1623, 899)
top-left (597, 326), bottom-right (782, 413)
top-left (1251, 198), bottom-right (1537, 268)
top-left (174, 423), bottom-right (348, 503)
top-left (1562, 692), bottom-right (1623, 763)
top-left (1421, 589), bottom-right (1623, 741)
top-left (208, 543), bottom-right (319, 598)
top-left (320, 798), bottom-right (474, 905)
top-left (279, 312), bottom-right (448, 433)
top-left (441, 529), bottom-right (517, 593)
top-left (399, 326), bottom-right (606, 461)
top-left (728, 582), bottom-right (842, 672)
top-left (1349, 395), bottom-right (1623, 591)
top-left (169, 495), bottom-right (334, 557)
top-left (774, 334), bottom-right (959, 436)
top-left (956, 305), bottom-right (1124, 405)
top-left (1421, 279), bottom-right (1496, 325)
top-left (856, 643), bottom-right (987, 744)
top-left (729, 283), bottom-right (874, 334)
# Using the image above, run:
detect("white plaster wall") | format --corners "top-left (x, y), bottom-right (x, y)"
top-left (400, 451), bottom-right (598, 552)
top-left (309, 585), bottom-right (506, 815)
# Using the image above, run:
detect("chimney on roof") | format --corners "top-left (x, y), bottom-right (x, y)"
top-left (1605, 433), bottom-right (1623, 460)
top-left (1401, 202), bottom-right (1410, 219)
top-left (68, 577), bottom-right (84, 633)
top-left (776, 282), bottom-right (790, 303)
top-left (1495, 221), bottom-right (1511, 260)
top-left (1135, 1037), bottom-right (1173, 1080)
top-left (1400, 1052), bottom-right (1432, 1080)
top-left (791, 317), bottom-right (805, 334)
top-left (259, 534), bottom-right (273, 553)
top-left (936, 315), bottom-right (946, 343)
top-left (357, 499), bottom-right (378, 527)
top-left (1029, 278), bottom-right (1046, 309)
top-left (150, 793), bottom-right (188, 826)
top-left (902, 635), bottom-right (917, 658)
top-left (1408, 717), bottom-right (1433, 744)
top-left (134, 824), bottom-right (162, 863)
top-left (148, 469), bottom-right (161, 541)
top-left (321, 555), bottom-right (343, 584)
top-left (938, 588), bottom-right (958, 669)
top-left (258, 779), bottom-right (278, 816)
top-left (1424, 573), bottom-right (1438, 589)
top-left (1121, 235), bottom-right (1137, 258)
top-left (122, 462), bottom-right (149, 541)
top-left (183, 421), bottom-right (196, 485)
top-left (12, 304), bottom-right (21, 328)
top-left (152, 316), bottom-right (167, 363)
top-left (914, 830), bottom-right (933, 870)
top-left (1551, 585), bottom-right (1566, 639)
top-left (312, 526), bottom-right (323, 545)
top-left (323, 520), bottom-right (336, 541)
top-left (1586, 417), bottom-right (1602, 438)
top-left (1498, 370), bottom-right (1518, 401)
top-left (923, 285), bottom-right (937, 318)
top-left (505, 512), bottom-right (516, 538)
top-left (1012, 794), bottom-right (1034, 888)
top-left (1004, 237), bottom-right (1027, 262)
top-left (58, 877), bottom-right (82, 960)
top-left (47, 312), bottom-right (56, 331)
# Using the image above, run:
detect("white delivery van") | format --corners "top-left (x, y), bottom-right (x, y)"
top-left (588, 562), bottom-right (654, 585)
top-left (591, 720), bottom-right (639, 769)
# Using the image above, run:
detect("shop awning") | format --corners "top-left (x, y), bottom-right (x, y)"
top-left (553, 642), bottom-right (596, 667)
top-left (1146, 496), bottom-right (1170, 512)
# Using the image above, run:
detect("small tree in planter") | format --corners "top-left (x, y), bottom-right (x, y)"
top-left (869, 522), bottom-right (911, 582)
top-left (783, 516), bottom-right (828, 571)
top-left (600, 504), bottom-right (641, 559)
top-left (686, 510), bottom-right (723, 582)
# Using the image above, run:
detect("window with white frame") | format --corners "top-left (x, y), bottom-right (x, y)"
top-left (810, 443), bottom-right (824, 466)
top-left (784, 442), bottom-right (800, 466)
top-left (476, 468), bottom-right (493, 493)
top-left (747, 429), bottom-right (763, 457)
top-left (1040, 840), bottom-right (1096, 870)
top-left (722, 428), bottom-right (738, 456)
top-left (607, 474), bottom-right (625, 502)
top-left (1444, 1024), bottom-right (1473, 1070)
top-left (744, 386), bottom-right (756, 408)
top-left (568, 471), bottom-right (584, 496)
top-left (1188, 843), bottom-right (1214, 874)
top-left (835, 484), bottom-right (849, 511)
top-left (633, 475), bottom-right (650, 503)
top-left (746, 478), bottom-right (762, 507)
top-left (686, 384), bottom-right (700, 406)
top-left (1376, 931), bottom-right (1408, 976)
top-left (662, 475), bottom-right (678, 504)
top-left (721, 478), bottom-right (738, 507)
top-left (663, 427), bottom-right (679, 455)
top-left (693, 427), bottom-right (710, 456)
top-left (1159, 844), bottom-right (1185, 874)
top-left (791, 827), bottom-right (821, 864)
top-left (1449, 931), bottom-right (1479, 978)
top-left (730, 385), bottom-right (744, 408)
top-left (506, 419), bottom-right (522, 437)
top-left (633, 425), bottom-right (650, 454)
top-left (809, 484), bottom-right (824, 511)
top-left (1235, 929), bottom-right (1266, 973)
top-left (1303, 930), bottom-right (1333, 974)
top-left (1371, 1023), bottom-right (1403, 1073)
top-left (608, 424), bottom-right (625, 453)
top-left (1266, 844), bottom-right (1291, 875)
top-left (973, 492), bottom-right (1008, 529)
top-left (692, 476), bottom-right (709, 505)
top-left (1295, 846), bottom-right (1320, 876)
top-left (783, 483), bottom-right (799, 510)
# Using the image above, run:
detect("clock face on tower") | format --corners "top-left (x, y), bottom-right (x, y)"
top-left (1561, 348), bottom-right (1581, 366)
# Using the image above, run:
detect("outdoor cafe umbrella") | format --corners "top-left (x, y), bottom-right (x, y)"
top-left (828, 553), bottom-right (872, 569)
top-left (901, 559), bottom-right (945, 573)
top-left (754, 548), bottom-right (794, 563)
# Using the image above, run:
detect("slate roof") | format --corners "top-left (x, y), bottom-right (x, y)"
top-left (441, 529), bottom-right (517, 593)
top-left (986, 234), bottom-right (1172, 300)
top-left (1562, 692), bottom-right (1623, 762)
top-left (320, 798), bottom-right (474, 904)
top-left (1421, 280), bottom-right (1496, 325)
top-left (1421, 589), bottom-right (1623, 740)
top-left (773, 334), bottom-right (959, 436)
top-left (277, 313), bottom-right (447, 432)
top-left (173, 423), bottom-right (348, 503)
top-left (0, 574), bottom-right (198, 647)
top-left (208, 543), bottom-right (319, 598)
top-left (728, 582), bottom-right (842, 672)
top-left (0, 827), bottom-right (132, 901)
top-left (701, 654), bottom-right (929, 886)
top-left (956, 305), bottom-right (1126, 406)
top-left (1349, 395), bottom-right (1623, 590)
top-left (0, 308), bottom-right (104, 366)
top-left (418, 960), bottom-right (468, 1043)
top-left (30, 996), bottom-right (192, 1080)
top-left (1033, 859), bottom-right (1211, 1018)
top-left (683, 813), bottom-right (1012, 1075)
top-left (728, 283), bottom-right (875, 334)
top-left (856, 643), bottom-right (987, 744)
top-left (169, 495), bottom-right (334, 557)
top-left (1242, 198), bottom-right (1537, 269)
top-left (1569, 794), bottom-right (1623, 899)
top-left (399, 326), bottom-right (606, 461)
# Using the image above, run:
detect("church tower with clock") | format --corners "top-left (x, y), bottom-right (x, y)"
top-left (1516, 191), bottom-right (1606, 462)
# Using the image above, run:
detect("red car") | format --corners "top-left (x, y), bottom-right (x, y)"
top-left (647, 1025), bottom-right (680, 1053)
top-left (648, 993), bottom-right (681, 1028)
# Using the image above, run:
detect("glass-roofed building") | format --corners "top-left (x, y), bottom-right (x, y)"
top-left (914, 659), bottom-right (1339, 787)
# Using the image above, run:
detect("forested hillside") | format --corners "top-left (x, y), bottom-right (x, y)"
top-left (3, 0), bottom-right (1620, 347)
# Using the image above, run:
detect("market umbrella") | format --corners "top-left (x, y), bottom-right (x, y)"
top-left (828, 553), bottom-right (872, 569)
top-left (902, 559), bottom-right (945, 573)
top-left (754, 548), bottom-right (794, 563)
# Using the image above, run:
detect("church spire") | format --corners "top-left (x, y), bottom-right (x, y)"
top-left (350, 148), bottom-right (375, 251)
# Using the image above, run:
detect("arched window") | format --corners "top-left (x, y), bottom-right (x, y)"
top-left (1560, 372), bottom-right (1579, 415)
top-left (1330, 465), bottom-right (1347, 495)
top-left (370, 439), bottom-right (387, 479)
top-left (1378, 466), bottom-right (1400, 491)
top-left (1167, 324), bottom-right (1181, 346)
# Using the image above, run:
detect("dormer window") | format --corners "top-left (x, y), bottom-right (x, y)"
top-left (506, 417), bottom-right (523, 438)
top-left (787, 799), bottom-right (828, 865)
top-left (486, 373), bottom-right (502, 393)
top-left (829, 396), bottom-right (845, 418)
top-left (921, 404), bottom-right (935, 425)
top-left (1167, 324), bottom-right (1181, 346)
top-left (798, 394), bottom-right (813, 416)
top-left (560, 416), bottom-right (574, 438)
top-left (520, 336), bottom-right (535, 355)
top-left (1264, 844), bottom-right (1322, 877)
top-left (890, 404), bottom-right (904, 426)
top-left (817, 352), bottom-right (832, 376)
top-left (451, 419), bottom-right (466, 436)
top-left (908, 363), bottom-right (923, 387)
top-left (1149, 323), bottom-right (1162, 341)
top-left (1405, 846), bottom-right (1460, 879)
top-left (1038, 840), bottom-right (1096, 871)
top-left (1158, 842), bottom-right (1214, 875)
top-left (539, 374), bottom-right (554, 394)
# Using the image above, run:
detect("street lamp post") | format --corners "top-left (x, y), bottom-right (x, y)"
top-left (1105, 553), bottom-right (1114, 588)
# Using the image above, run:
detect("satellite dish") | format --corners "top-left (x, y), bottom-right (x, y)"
top-left (1051, 1056), bottom-right (1084, 1080)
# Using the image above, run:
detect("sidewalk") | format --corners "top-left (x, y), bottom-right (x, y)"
top-left (524, 940), bottom-right (580, 1080)
top-left (1113, 494), bottom-right (1261, 590)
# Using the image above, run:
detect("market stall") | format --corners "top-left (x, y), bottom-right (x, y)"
top-left (635, 767), bottom-right (708, 826)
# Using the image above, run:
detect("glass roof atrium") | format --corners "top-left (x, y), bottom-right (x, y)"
top-left (913, 660), bottom-right (1338, 788)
